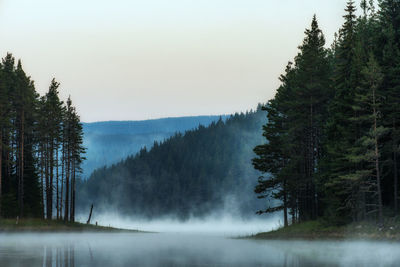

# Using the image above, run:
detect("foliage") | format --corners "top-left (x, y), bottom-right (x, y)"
top-left (253, 0), bottom-right (400, 226)
top-left (78, 109), bottom-right (266, 219)
top-left (0, 54), bottom-right (85, 221)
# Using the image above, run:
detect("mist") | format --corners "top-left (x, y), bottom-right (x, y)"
top-left (75, 212), bottom-right (282, 236)
top-left (1, 232), bottom-right (400, 267)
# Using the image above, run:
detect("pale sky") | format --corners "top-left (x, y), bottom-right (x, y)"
top-left (0, 0), bottom-right (355, 122)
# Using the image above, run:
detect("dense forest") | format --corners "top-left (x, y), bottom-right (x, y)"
top-left (0, 53), bottom-right (85, 221)
top-left (253, 0), bottom-right (400, 227)
top-left (78, 109), bottom-right (266, 219)
top-left (82, 116), bottom-right (228, 177)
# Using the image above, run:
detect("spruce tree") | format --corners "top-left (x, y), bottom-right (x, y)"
top-left (322, 1), bottom-right (362, 223)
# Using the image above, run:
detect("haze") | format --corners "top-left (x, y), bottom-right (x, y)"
top-left (0, 0), bottom-right (348, 122)
top-left (1, 233), bottom-right (400, 266)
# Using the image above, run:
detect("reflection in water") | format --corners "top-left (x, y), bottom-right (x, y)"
top-left (0, 233), bottom-right (399, 267)
top-left (43, 245), bottom-right (75, 267)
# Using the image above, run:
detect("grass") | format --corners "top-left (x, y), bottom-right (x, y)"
top-left (249, 217), bottom-right (400, 241)
top-left (0, 218), bottom-right (140, 233)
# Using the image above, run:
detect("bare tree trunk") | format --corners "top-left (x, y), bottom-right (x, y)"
top-left (60, 141), bottom-right (64, 220)
top-left (64, 145), bottom-right (70, 222)
top-left (71, 160), bottom-right (76, 222)
top-left (48, 141), bottom-right (54, 219)
top-left (87, 204), bottom-right (93, 224)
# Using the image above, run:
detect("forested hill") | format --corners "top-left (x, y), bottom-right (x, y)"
top-left (78, 108), bottom-right (266, 219)
top-left (82, 116), bottom-right (229, 177)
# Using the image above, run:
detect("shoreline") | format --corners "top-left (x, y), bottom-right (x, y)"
top-left (0, 218), bottom-right (142, 233)
top-left (246, 220), bottom-right (400, 242)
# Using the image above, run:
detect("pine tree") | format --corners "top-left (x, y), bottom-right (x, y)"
top-left (1, 54), bottom-right (18, 218)
top-left (322, 1), bottom-right (362, 223)
top-left (253, 15), bottom-right (330, 225)
top-left (42, 79), bottom-right (63, 219)
top-left (0, 53), bottom-right (83, 220)
top-left (69, 103), bottom-right (85, 222)
top-left (341, 54), bottom-right (386, 225)
top-left (294, 15), bottom-right (331, 220)
top-left (253, 66), bottom-right (293, 226)
top-left (0, 58), bottom-right (9, 217)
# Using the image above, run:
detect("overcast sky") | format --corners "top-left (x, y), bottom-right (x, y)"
top-left (0, 0), bottom-right (356, 122)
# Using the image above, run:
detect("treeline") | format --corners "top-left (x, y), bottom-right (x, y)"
top-left (81, 116), bottom-right (229, 177)
top-left (78, 110), bottom-right (265, 219)
top-left (253, 0), bottom-right (400, 226)
top-left (0, 53), bottom-right (85, 221)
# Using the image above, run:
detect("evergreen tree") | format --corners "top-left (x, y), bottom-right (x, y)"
top-left (42, 79), bottom-right (63, 219)
top-left (253, 1), bottom-right (400, 226)
top-left (0, 53), bottom-right (84, 220)
top-left (322, 1), bottom-right (362, 223)
top-left (253, 16), bottom-right (330, 224)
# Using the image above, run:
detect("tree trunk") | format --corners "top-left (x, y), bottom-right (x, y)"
top-left (87, 204), bottom-right (93, 224)
top-left (373, 89), bottom-right (384, 227)
top-left (48, 142), bottom-right (54, 219)
top-left (394, 119), bottom-right (398, 215)
top-left (45, 142), bottom-right (50, 219)
top-left (39, 148), bottom-right (43, 218)
top-left (60, 141), bottom-right (64, 220)
top-left (71, 161), bottom-right (76, 222)
top-left (394, 150), bottom-right (398, 215)
top-left (0, 131), bottom-right (2, 218)
top-left (19, 111), bottom-right (24, 218)
top-left (283, 179), bottom-right (288, 227)
top-left (56, 146), bottom-right (59, 220)
top-left (64, 144), bottom-right (70, 222)
top-left (40, 147), bottom-right (45, 219)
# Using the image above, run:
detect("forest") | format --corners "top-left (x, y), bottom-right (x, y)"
top-left (0, 53), bottom-right (85, 221)
top-left (253, 0), bottom-right (400, 227)
top-left (1, 0), bottom-right (399, 231)
top-left (81, 116), bottom-right (228, 177)
top-left (78, 109), bottom-right (266, 219)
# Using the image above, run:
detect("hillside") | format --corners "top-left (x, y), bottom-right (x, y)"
top-left (81, 116), bottom-right (229, 177)
top-left (77, 108), bottom-right (267, 219)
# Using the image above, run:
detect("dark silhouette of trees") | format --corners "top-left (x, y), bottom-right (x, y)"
top-left (0, 53), bottom-right (85, 221)
top-left (253, 1), bottom-right (400, 227)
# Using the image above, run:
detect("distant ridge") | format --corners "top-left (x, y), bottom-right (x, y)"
top-left (82, 115), bottom-right (230, 135)
top-left (78, 110), bottom-right (266, 219)
top-left (81, 115), bottom-right (230, 177)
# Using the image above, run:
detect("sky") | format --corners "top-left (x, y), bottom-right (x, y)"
top-left (0, 0), bottom-right (355, 122)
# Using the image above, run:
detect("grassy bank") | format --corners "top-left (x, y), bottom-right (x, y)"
top-left (250, 218), bottom-right (400, 241)
top-left (0, 218), bottom-right (140, 233)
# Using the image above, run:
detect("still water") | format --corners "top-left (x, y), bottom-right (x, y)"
top-left (0, 233), bottom-right (399, 267)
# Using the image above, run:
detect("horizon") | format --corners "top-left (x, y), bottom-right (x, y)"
top-left (81, 110), bottom-right (259, 124)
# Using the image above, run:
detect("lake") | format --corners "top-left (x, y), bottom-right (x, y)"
top-left (0, 232), bottom-right (399, 266)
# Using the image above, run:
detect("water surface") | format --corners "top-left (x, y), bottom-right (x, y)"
top-left (0, 233), bottom-right (399, 267)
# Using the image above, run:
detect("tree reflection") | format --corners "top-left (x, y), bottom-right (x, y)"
top-left (43, 245), bottom-right (75, 267)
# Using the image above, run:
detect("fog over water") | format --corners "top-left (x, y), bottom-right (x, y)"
top-left (75, 213), bottom-right (282, 236)
top-left (1, 232), bottom-right (400, 267)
